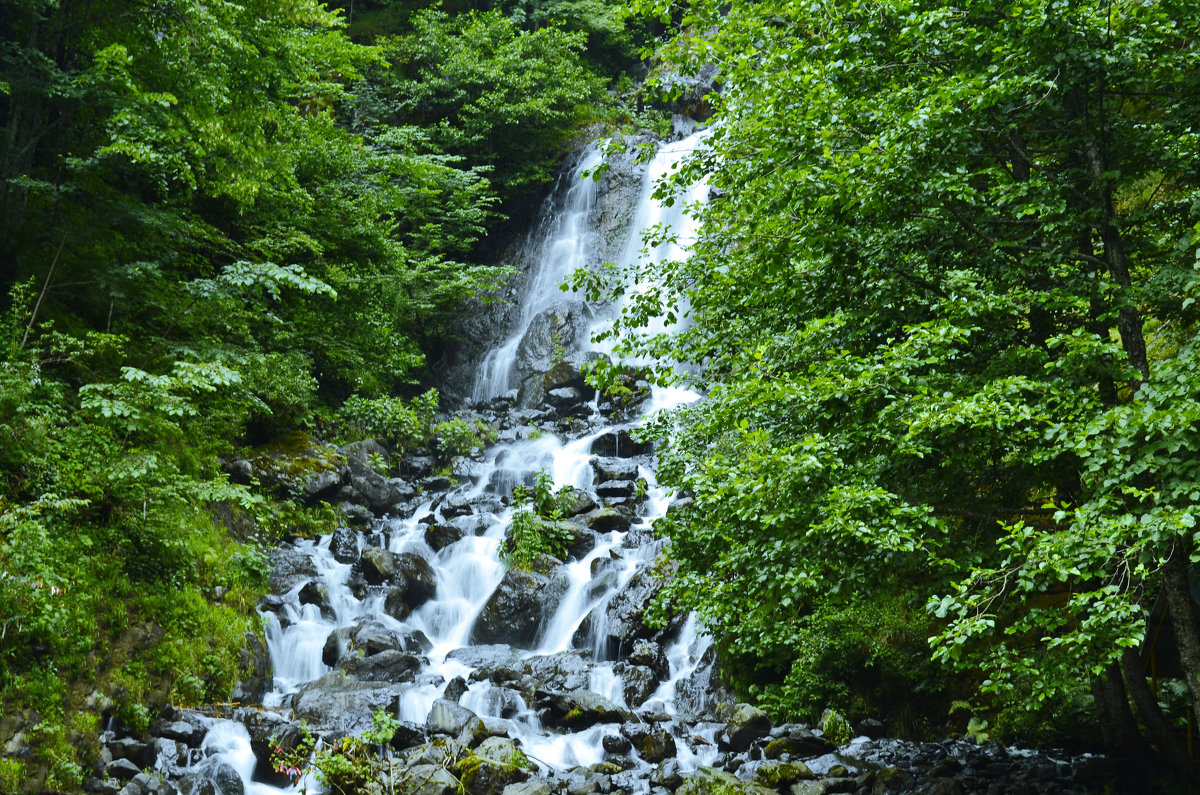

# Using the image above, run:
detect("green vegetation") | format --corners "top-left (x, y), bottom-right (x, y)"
top-left (602, 0), bottom-right (1200, 780)
top-left (504, 469), bottom-right (577, 569)
top-left (0, 0), bottom-right (646, 785)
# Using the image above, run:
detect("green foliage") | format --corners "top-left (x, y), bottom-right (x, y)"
top-left (364, 6), bottom-right (610, 200)
top-left (433, 416), bottom-right (497, 461)
top-left (274, 709), bottom-right (401, 794)
top-left (504, 469), bottom-right (576, 569)
top-left (337, 390), bottom-right (439, 450)
top-left (613, 0), bottom-right (1200, 737)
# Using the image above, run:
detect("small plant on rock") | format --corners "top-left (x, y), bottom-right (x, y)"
top-left (504, 469), bottom-right (576, 570)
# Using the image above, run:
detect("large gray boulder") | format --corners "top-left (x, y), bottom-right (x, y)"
top-left (512, 304), bottom-right (594, 408)
top-left (292, 673), bottom-right (406, 733)
top-left (535, 689), bottom-right (635, 729)
top-left (267, 545), bottom-right (317, 592)
top-left (471, 568), bottom-right (568, 648)
top-left (724, 703), bottom-right (772, 752)
top-left (322, 617), bottom-right (430, 667)
top-left (177, 757), bottom-right (244, 795)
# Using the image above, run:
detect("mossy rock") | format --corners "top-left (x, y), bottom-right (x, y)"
top-left (754, 759), bottom-right (815, 786)
top-left (677, 767), bottom-right (778, 795)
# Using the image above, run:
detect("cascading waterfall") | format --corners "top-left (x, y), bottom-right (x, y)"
top-left (180, 131), bottom-right (719, 794)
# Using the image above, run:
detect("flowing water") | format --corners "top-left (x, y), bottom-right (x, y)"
top-left (187, 131), bottom-right (717, 793)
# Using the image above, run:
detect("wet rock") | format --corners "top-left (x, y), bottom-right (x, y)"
top-left (322, 617), bottom-right (430, 666)
top-left (267, 545), bottom-right (317, 592)
top-left (751, 759), bottom-right (816, 787)
top-left (763, 729), bottom-right (836, 760)
top-left (591, 563), bottom-right (683, 656)
top-left (297, 579), bottom-right (329, 611)
top-left (502, 782), bottom-right (554, 795)
top-left (560, 487), bottom-right (598, 517)
top-left (591, 457), bottom-right (639, 483)
top-left (292, 673), bottom-right (406, 733)
top-left (389, 720), bottom-right (427, 752)
top-left (582, 506), bottom-right (634, 534)
top-left (329, 526), bottom-right (359, 563)
top-left (151, 718), bottom-right (203, 747)
top-left (564, 523), bottom-right (598, 560)
top-left (512, 305), bottom-right (594, 408)
top-left (355, 549), bottom-right (437, 608)
top-left (589, 429), bottom-right (652, 458)
top-left (620, 723), bottom-right (676, 763)
top-left (426, 522), bottom-right (466, 551)
top-left (652, 759), bottom-right (684, 789)
top-left (234, 707), bottom-right (305, 787)
top-left (677, 767), bottom-right (775, 795)
top-left (674, 645), bottom-right (735, 720)
top-left (462, 737), bottom-right (532, 794)
top-left (627, 639), bottom-right (668, 678)
top-left (724, 703), bottom-right (772, 753)
top-left (118, 773), bottom-right (179, 795)
top-left (603, 734), bottom-right (633, 755)
top-left (472, 568), bottom-right (569, 648)
top-left (537, 689), bottom-right (635, 729)
top-left (444, 676), bottom-right (470, 703)
top-left (108, 737), bottom-right (156, 768)
top-left (594, 480), bottom-right (636, 500)
top-left (619, 664), bottom-right (658, 708)
top-left (397, 763), bottom-right (461, 795)
top-left (106, 757), bottom-right (143, 781)
top-left (427, 699), bottom-right (480, 737)
top-left (178, 757), bottom-right (244, 795)
top-left (342, 648), bottom-right (426, 682)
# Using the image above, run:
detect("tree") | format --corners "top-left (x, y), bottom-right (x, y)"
top-left (611, 0), bottom-right (1200, 776)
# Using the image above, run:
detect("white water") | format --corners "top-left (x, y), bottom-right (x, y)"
top-left (189, 131), bottom-right (712, 792)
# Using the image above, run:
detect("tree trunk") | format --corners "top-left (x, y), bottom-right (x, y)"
top-left (1091, 662), bottom-right (1152, 791)
top-left (1120, 647), bottom-right (1198, 781)
top-left (1163, 548), bottom-right (1200, 714)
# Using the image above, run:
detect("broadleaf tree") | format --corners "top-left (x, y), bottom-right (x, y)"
top-left (609, 0), bottom-right (1200, 777)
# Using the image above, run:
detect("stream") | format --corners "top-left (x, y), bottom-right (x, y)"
top-left (96, 129), bottom-right (1114, 795)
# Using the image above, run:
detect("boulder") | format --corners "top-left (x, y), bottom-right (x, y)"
top-left (471, 568), bottom-right (568, 648)
top-left (724, 703), bottom-right (772, 752)
top-left (677, 767), bottom-right (776, 795)
top-left (512, 304), bottom-right (593, 408)
top-left (342, 649), bottom-right (426, 682)
top-left (354, 550), bottom-right (437, 609)
top-left (620, 723), bottom-right (676, 763)
top-left (427, 699), bottom-right (480, 737)
top-left (751, 759), bottom-right (815, 788)
top-left (589, 429), bottom-right (652, 458)
top-left (618, 664), bottom-right (658, 708)
top-left (117, 773), bottom-right (179, 795)
top-left (462, 737), bottom-right (532, 795)
top-left (395, 763), bottom-right (461, 795)
top-left (235, 707), bottom-right (305, 787)
top-left (177, 757), bottom-right (244, 795)
top-left (536, 689), bottom-right (635, 729)
top-left (267, 545), bottom-right (317, 592)
top-left (322, 617), bottom-right (430, 667)
top-left (582, 506), bottom-right (634, 534)
top-left (590, 457), bottom-right (639, 483)
top-left (292, 673), bottom-right (405, 733)
top-left (329, 526), bottom-right (359, 563)
top-left (426, 523), bottom-right (466, 551)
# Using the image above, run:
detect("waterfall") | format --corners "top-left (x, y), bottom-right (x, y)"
top-left (182, 131), bottom-right (718, 793)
